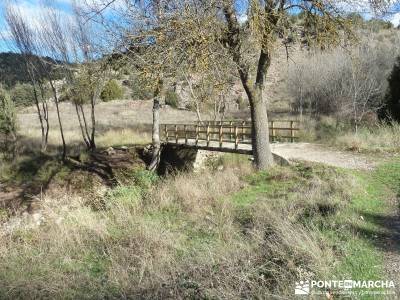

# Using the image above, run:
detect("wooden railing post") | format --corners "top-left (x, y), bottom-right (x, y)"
top-left (206, 124), bottom-right (210, 147)
top-left (241, 121), bottom-right (245, 142)
top-left (229, 121), bottom-right (233, 141)
top-left (234, 126), bottom-right (239, 150)
top-left (219, 125), bottom-right (223, 148)
top-left (184, 125), bottom-right (188, 145)
top-left (271, 121), bottom-right (275, 142)
top-left (195, 125), bottom-right (199, 146)
top-left (290, 121), bottom-right (295, 143)
top-left (165, 125), bottom-right (169, 142)
top-left (175, 125), bottom-right (178, 144)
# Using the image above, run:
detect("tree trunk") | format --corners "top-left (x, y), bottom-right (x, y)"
top-left (27, 63), bottom-right (48, 153)
top-left (31, 83), bottom-right (48, 152)
top-left (248, 87), bottom-right (274, 170)
top-left (38, 83), bottom-right (50, 152)
top-left (89, 95), bottom-right (96, 150)
top-left (50, 80), bottom-right (67, 160)
top-left (149, 98), bottom-right (161, 171)
top-left (75, 104), bottom-right (90, 148)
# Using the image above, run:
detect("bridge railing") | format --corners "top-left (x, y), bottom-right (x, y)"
top-left (161, 120), bottom-right (299, 149)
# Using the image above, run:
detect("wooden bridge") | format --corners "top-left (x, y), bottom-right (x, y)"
top-left (161, 120), bottom-right (300, 154)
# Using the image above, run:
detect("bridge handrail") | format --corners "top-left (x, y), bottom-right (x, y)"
top-left (161, 120), bottom-right (300, 149)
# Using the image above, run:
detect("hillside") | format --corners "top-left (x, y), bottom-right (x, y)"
top-left (0, 52), bottom-right (62, 87)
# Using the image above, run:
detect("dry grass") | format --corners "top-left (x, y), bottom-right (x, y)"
top-left (299, 116), bottom-right (400, 153)
top-left (333, 123), bottom-right (400, 153)
top-left (0, 158), bottom-right (355, 299)
top-left (96, 128), bottom-right (150, 148)
top-left (17, 100), bottom-right (198, 153)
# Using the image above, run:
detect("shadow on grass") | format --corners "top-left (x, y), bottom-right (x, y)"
top-left (3, 145), bottom-right (149, 212)
top-left (349, 210), bottom-right (400, 254)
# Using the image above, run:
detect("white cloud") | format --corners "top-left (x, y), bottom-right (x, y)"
top-left (391, 12), bottom-right (400, 27)
top-left (2, 0), bottom-right (74, 30)
top-left (238, 14), bottom-right (248, 24)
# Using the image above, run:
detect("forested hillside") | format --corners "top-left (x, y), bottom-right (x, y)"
top-left (0, 52), bottom-right (62, 87)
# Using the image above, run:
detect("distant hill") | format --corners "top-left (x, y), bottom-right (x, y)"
top-left (0, 52), bottom-right (62, 88)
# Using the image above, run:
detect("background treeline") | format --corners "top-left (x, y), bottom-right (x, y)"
top-left (287, 29), bottom-right (400, 127)
top-left (0, 52), bottom-right (64, 87)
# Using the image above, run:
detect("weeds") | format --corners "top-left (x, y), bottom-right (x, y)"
top-left (334, 123), bottom-right (400, 153)
top-left (302, 117), bottom-right (400, 153)
top-left (0, 158), bottom-right (398, 298)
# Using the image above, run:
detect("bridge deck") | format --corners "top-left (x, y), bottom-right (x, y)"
top-left (164, 138), bottom-right (253, 154)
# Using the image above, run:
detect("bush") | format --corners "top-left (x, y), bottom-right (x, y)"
top-left (61, 75), bottom-right (92, 105)
top-left (165, 90), bottom-right (180, 108)
top-left (0, 88), bottom-right (17, 156)
top-left (100, 80), bottom-right (124, 102)
top-left (380, 56), bottom-right (400, 122)
top-left (10, 83), bottom-right (36, 107)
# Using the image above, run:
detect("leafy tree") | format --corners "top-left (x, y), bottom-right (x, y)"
top-left (0, 87), bottom-right (17, 157)
top-left (100, 80), bottom-right (124, 101)
top-left (10, 83), bottom-right (36, 107)
top-left (381, 57), bottom-right (400, 122)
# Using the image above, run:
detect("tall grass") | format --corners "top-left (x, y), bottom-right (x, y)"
top-left (301, 117), bottom-right (400, 153)
top-left (0, 158), bottom-right (361, 299)
top-left (334, 123), bottom-right (400, 153)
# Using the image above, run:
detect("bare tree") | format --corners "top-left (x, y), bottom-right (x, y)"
top-left (5, 5), bottom-right (50, 152)
top-left (288, 37), bottom-right (397, 130)
top-left (38, 7), bottom-right (69, 159)
top-left (68, 9), bottom-right (110, 151)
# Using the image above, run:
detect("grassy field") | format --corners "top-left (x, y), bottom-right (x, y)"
top-left (0, 152), bottom-right (398, 298)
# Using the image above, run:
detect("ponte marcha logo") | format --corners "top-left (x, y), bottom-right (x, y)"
top-left (295, 279), bottom-right (396, 296)
top-left (295, 281), bottom-right (310, 295)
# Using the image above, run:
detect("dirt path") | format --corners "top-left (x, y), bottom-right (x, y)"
top-left (271, 143), bottom-right (376, 170)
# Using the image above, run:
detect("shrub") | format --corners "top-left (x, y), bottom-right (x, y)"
top-left (132, 169), bottom-right (159, 190)
top-left (380, 56), bottom-right (400, 122)
top-left (100, 80), bottom-right (124, 102)
top-left (0, 87), bottom-right (17, 156)
top-left (61, 75), bottom-right (92, 105)
top-left (10, 83), bottom-right (36, 107)
top-left (164, 90), bottom-right (180, 108)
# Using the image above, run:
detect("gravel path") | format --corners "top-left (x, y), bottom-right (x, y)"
top-left (271, 143), bottom-right (376, 170)
top-left (171, 140), bottom-right (377, 170)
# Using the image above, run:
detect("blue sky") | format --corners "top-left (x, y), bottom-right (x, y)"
top-left (1, 0), bottom-right (400, 52)
top-left (0, 0), bottom-right (73, 51)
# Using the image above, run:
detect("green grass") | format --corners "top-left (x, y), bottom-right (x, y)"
top-left (227, 159), bottom-right (400, 297)
top-left (326, 160), bottom-right (400, 297)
